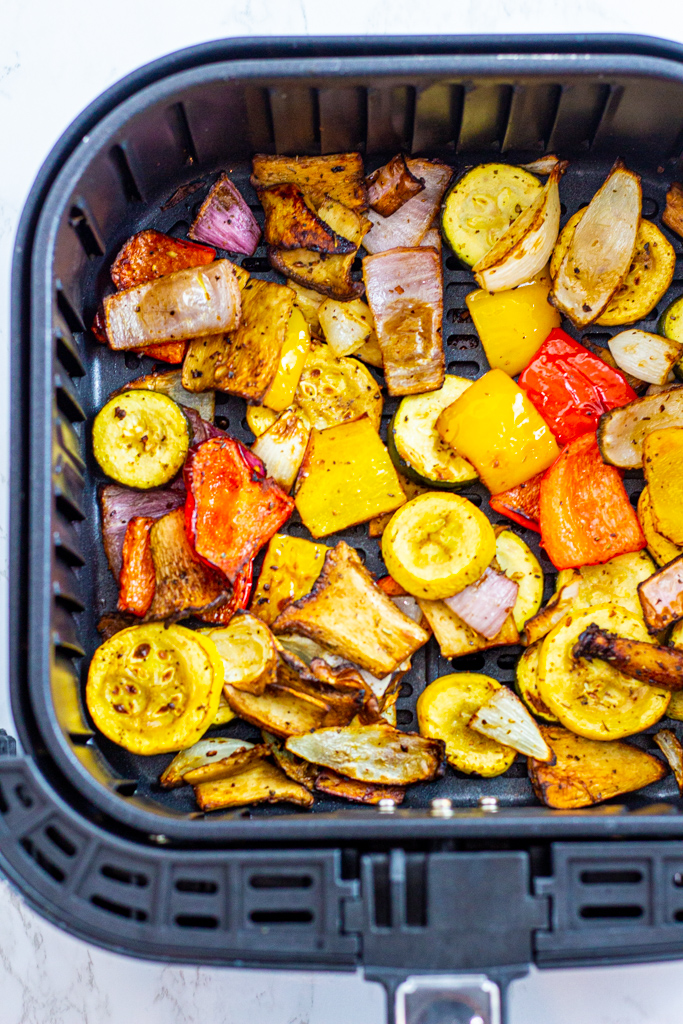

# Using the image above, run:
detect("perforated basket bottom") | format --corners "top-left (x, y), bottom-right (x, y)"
top-left (74, 155), bottom-right (683, 817)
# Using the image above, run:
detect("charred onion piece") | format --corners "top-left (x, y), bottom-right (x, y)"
top-left (653, 729), bottom-right (683, 792)
top-left (663, 181), bottom-right (683, 239)
top-left (572, 622), bottom-right (683, 690)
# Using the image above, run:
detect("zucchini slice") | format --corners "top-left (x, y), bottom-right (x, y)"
top-left (441, 164), bottom-right (541, 267)
top-left (515, 643), bottom-right (558, 724)
top-left (92, 390), bottom-right (189, 489)
top-left (388, 375), bottom-right (478, 489)
top-left (659, 295), bottom-right (683, 380)
top-left (494, 528), bottom-right (544, 631)
top-left (417, 672), bottom-right (516, 777)
top-left (596, 386), bottom-right (683, 468)
top-left (637, 486), bottom-right (683, 567)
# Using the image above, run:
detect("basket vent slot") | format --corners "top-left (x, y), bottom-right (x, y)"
top-left (167, 102), bottom-right (197, 166)
top-left (45, 824), bottom-right (76, 858)
top-left (447, 334), bottom-right (478, 352)
top-left (55, 492), bottom-right (85, 523)
top-left (250, 909), bottom-right (314, 924)
top-left (21, 838), bottom-right (65, 883)
top-left (396, 709), bottom-right (413, 726)
top-left (175, 878), bottom-right (218, 894)
top-left (405, 856), bottom-right (428, 927)
top-left (372, 857), bottom-right (392, 928)
top-left (56, 286), bottom-right (84, 334)
top-left (110, 144), bottom-right (143, 202)
top-left (55, 380), bottom-right (85, 423)
top-left (100, 864), bottom-right (149, 887)
top-left (580, 904), bottom-right (644, 919)
top-left (56, 333), bottom-right (85, 378)
top-left (91, 894), bottom-right (148, 921)
top-left (0, 782), bottom-right (8, 815)
top-left (447, 359), bottom-right (480, 377)
top-left (580, 870), bottom-right (643, 885)
top-left (249, 874), bottom-right (313, 889)
top-left (68, 205), bottom-right (104, 260)
top-left (14, 784), bottom-right (34, 809)
top-left (175, 914), bottom-right (219, 929)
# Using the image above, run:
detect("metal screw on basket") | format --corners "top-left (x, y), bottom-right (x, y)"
top-left (478, 796), bottom-right (499, 812)
top-left (150, 833), bottom-right (170, 844)
top-left (378, 798), bottom-right (396, 813)
top-left (430, 797), bottom-right (454, 817)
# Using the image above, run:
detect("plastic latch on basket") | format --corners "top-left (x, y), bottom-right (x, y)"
top-left (395, 975), bottom-right (501, 1024)
top-left (0, 730), bottom-right (17, 757)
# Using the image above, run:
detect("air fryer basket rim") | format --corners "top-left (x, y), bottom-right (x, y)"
top-left (11, 33), bottom-right (683, 847)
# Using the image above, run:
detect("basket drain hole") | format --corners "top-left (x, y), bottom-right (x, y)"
top-left (100, 864), bottom-right (149, 887)
top-left (249, 874), bottom-right (312, 889)
top-left (91, 894), bottom-right (147, 921)
top-left (175, 878), bottom-right (219, 894)
top-left (175, 914), bottom-right (219, 929)
top-left (250, 909), bottom-right (314, 924)
top-left (579, 904), bottom-right (643, 919)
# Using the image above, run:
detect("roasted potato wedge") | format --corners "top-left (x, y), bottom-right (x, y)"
top-left (314, 770), bottom-right (405, 804)
top-left (269, 247), bottom-right (363, 301)
top-left (160, 737), bottom-right (254, 789)
top-left (274, 541), bottom-right (429, 677)
top-left (528, 726), bottom-right (667, 809)
top-left (251, 152), bottom-right (368, 211)
top-left (259, 183), bottom-right (356, 253)
top-left (193, 759), bottom-right (314, 812)
top-left (145, 508), bottom-right (228, 622)
top-left (286, 720), bottom-right (444, 785)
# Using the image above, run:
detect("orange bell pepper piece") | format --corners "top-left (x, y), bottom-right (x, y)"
top-left (539, 432), bottom-right (646, 570)
top-left (118, 516), bottom-right (156, 616)
top-left (489, 472), bottom-right (544, 533)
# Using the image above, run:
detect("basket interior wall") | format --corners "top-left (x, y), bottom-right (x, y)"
top-left (28, 61), bottom-right (683, 827)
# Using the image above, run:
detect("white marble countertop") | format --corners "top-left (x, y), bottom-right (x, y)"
top-left (5, 3), bottom-right (683, 1021)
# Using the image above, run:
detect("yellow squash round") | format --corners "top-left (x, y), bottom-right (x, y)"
top-left (537, 604), bottom-right (670, 741)
top-left (92, 390), bottom-right (189, 489)
top-left (86, 623), bottom-right (224, 755)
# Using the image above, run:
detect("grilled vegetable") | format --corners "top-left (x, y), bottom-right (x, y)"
top-left (259, 183), bottom-right (356, 254)
top-left (318, 297), bottom-right (376, 357)
top-left (654, 730), bottom-right (683, 792)
top-left (105, 259), bottom-right (242, 350)
top-left (314, 770), bottom-right (405, 805)
top-left (551, 214), bottom-right (675, 326)
top-left (444, 567), bottom-right (519, 639)
top-left (522, 574), bottom-right (581, 647)
top-left (417, 673), bottom-right (516, 776)
top-left (197, 613), bottom-right (278, 695)
top-left (643, 427), bottom-right (683, 544)
top-left (521, 154), bottom-right (561, 175)
top-left (489, 472), bottom-right (543, 533)
top-left (92, 390), bottom-right (189, 489)
top-left (364, 158), bottom-right (452, 254)
top-left (596, 386), bottom-right (683, 468)
top-left (637, 487), bottom-right (683, 567)
top-left (515, 643), bottom-right (558, 723)
top-left (160, 738), bottom-right (254, 789)
top-left (261, 307), bottom-right (311, 411)
top-left (469, 687), bottom-right (553, 760)
top-left (387, 376), bottom-right (478, 490)
top-left (554, 550), bottom-right (655, 624)
top-left (194, 760), bottom-right (314, 812)
top-left (199, 563), bottom-right (254, 627)
top-left (494, 528), bottom-right (544, 631)
top-left (441, 163), bottom-right (542, 267)
top-left (573, 621), bottom-right (683, 688)
top-left (119, 368), bottom-right (215, 421)
top-left (145, 508), bottom-right (227, 622)
top-left (86, 623), bottom-right (224, 755)
top-left (518, 329), bottom-right (636, 446)
top-left (118, 517), bottom-right (155, 617)
top-left (245, 405), bottom-right (278, 438)
top-left (274, 541), bottom-right (428, 677)
top-left (608, 330), bottom-right (682, 386)
top-left (295, 342), bottom-right (383, 431)
top-left (669, 624), bottom-right (683, 721)
top-left (550, 160), bottom-right (641, 327)
top-left (251, 152), bottom-right (368, 211)
top-left (437, 369), bottom-right (560, 494)
top-left (294, 416), bottom-right (405, 539)
top-left (99, 483), bottom-right (186, 581)
top-left (472, 162), bottom-right (563, 292)
top-left (185, 437), bottom-right (294, 583)
top-left (381, 492), bottom-right (495, 601)
top-left (528, 726), bottom-right (667, 809)
top-left (182, 279), bottom-right (296, 402)
top-left (537, 605), bottom-right (669, 740)
top-left (288, 280), bottom-right (324, 337)
top-left (224, 681), bottom-right (348, 737)
top-left (637, 554), bottom-right (683, 632)
top-left (264, 731), bottom-right (319, 789)
top-left (286, 720), bottom-right (444, 785)
top-left (111, 229), bottom-right (217, 290)
top-left (363, 246), bottom-right (444, 396)
top-left (214, 693), bottom-right (236, 725)
top-left (663, 181), bottom-right (683, 238)
top-left (189, 173), bottom-right (261, 255)
top-left (417, 599), bottom-right (519, 659)
top-left (368, 474), bottom-right (429, 538)
top-left (249, 533), bottom-right (327, 626)
top-left (539, 431), bottom-right (646, 570)
top-left (465, 270), bottom-right (560, 377)
top-left (269, 247), bottom-right (363, 301)
top-left (251, 409), bottom-right (310, 493)
top-left (367, 154), bottom-right (425, 216)
top-left (184, 743), bottom-right (271, 786)
top-left (355, 334), bottom-right (384, 368)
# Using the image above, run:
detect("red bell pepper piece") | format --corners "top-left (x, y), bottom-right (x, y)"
top-left (539, 431), bottom-right (646, 570)
top-left (376, 575), bottom-right (408, 597)
top-left (518, 328), bottom-right (636, 446)
top-left (118, 516), bottom-right (156, 616)
top-left (185, 437), bottom-right (294, 583)
top-left (489, 472), bottom-right (543, 533)
top-left (197, 562), bottom-right (254, 625)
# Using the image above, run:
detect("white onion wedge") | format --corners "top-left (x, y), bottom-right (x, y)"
top-left (472, 162), bottom-right (563, 292)
top-left (550, 160), bottom-right (641, 327)
top-left (468, 687), bottom-right (553, 761)
top-left (521, 154), bottom-right (561, 175)
top-left (160, 738), bottom-right (253, 789)
top-left (318, 298), bottom-right (375, 357)
top-left (608, 330), bottom-right (682, 386)
top-left (251, 409), bottom-right (310, 492)
top-left (653, 729), bottom-right (683, 792)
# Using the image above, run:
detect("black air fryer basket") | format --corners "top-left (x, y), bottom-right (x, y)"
top-left (6, 34), bottom-right (683, 1023)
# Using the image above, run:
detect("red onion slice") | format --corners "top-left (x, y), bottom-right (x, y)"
top-left (444, 568), bottom-right (519, 639)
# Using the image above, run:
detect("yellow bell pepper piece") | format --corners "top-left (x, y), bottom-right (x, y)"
top-left (436, 368), bottom-right (560, 494)
top-left (263, 307), bottom-right (311, 411)
top-left (466, 270), bottom-right (560, 377)
top-left (249, 533), bottom-right (328, 625)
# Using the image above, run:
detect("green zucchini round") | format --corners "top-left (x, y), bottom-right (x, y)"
top-left (387, 376), bottom-right (478, 490)
top-left (92, 389), bottom-right (190, 489)
top-left (440, 163), bottom-right (541, 267)
top-left (658, 295), bottom-right (683, 380)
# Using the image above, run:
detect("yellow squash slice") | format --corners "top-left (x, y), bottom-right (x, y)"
top-left (92, 390), bottom-right (189, 489)
top-left (417, 673), bottom-right (517, 777)
top-left (198, 613), bottom-right (278, 695)
top-left (250, 533), bottom-right (328, 625)
top-left (637, 487), bottom-right (683, 567)
top-left (294, 341), bottom-right (383, 431)
top-left (86, 623), bottom-right (224, 755)
top-left (643, 427), bottom-right (683, 545)
top-left (537, 605), bottom-right (670, 740)
top-left (494, 528), bottom-right (544, 631)
top-left (515, 643), bottom-right (558, 724)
